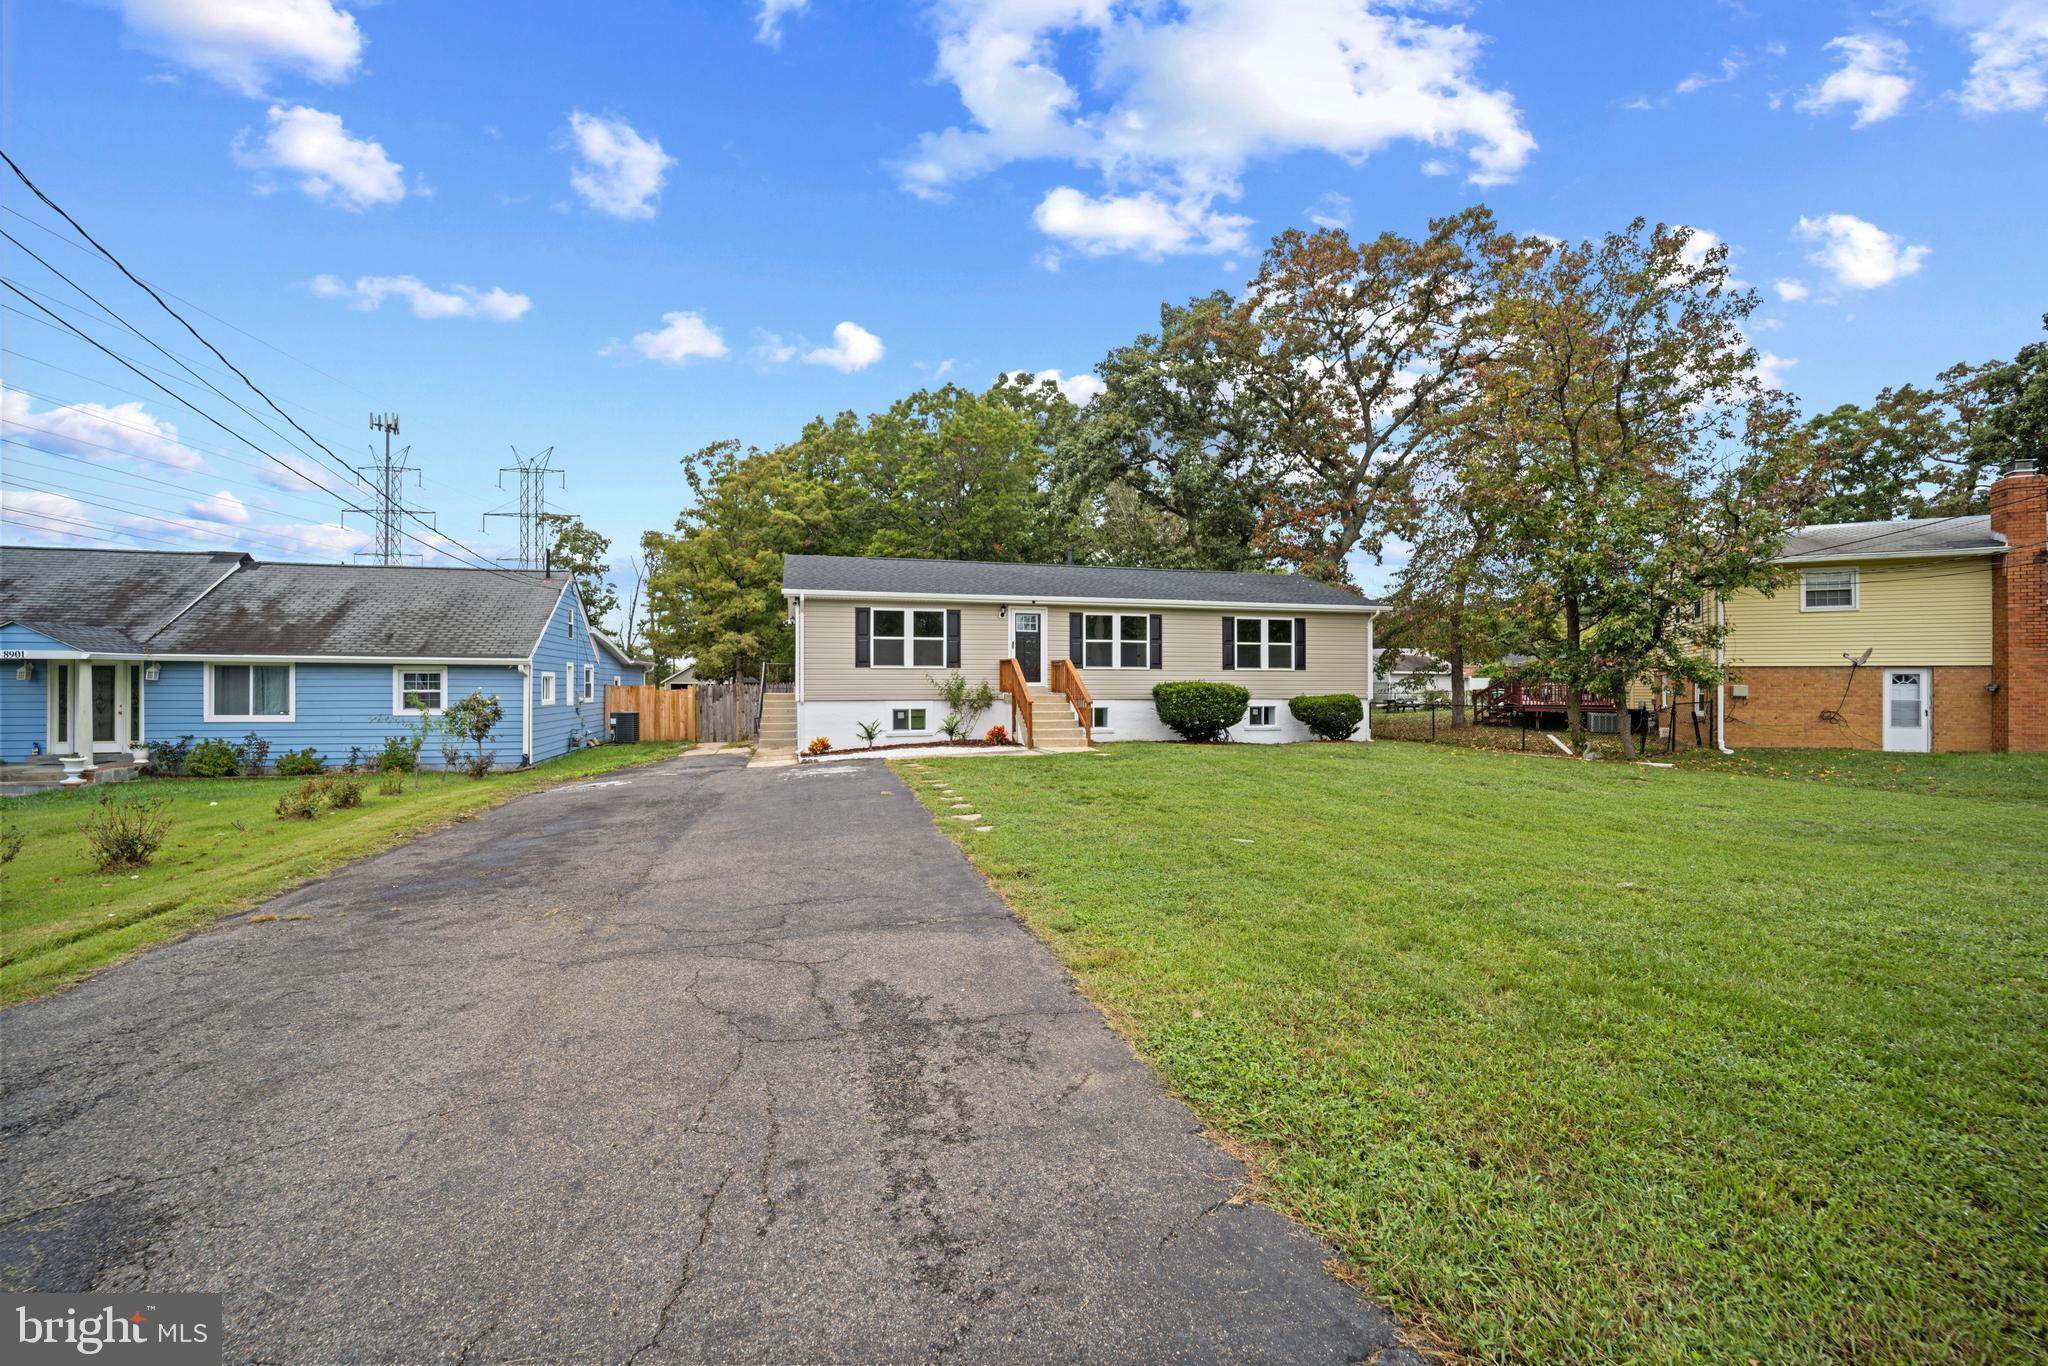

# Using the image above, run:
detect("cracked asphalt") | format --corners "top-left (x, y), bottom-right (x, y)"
top-left (0, 751), bottom-right (1409, 1362)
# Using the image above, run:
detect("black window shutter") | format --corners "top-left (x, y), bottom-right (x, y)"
top-left (1149, 613), bottom-right (1163, 669)
top-left (1295, 616), bottom-right (1308, 671)
top-left (1068, 612), bottom-right (1083, 664)
top-left (1221, 616), bottom-right (1235, 670)
top-left (945, 609), bottom-right (961, 669)
top-left (855, 607), bottom-right (871, 668)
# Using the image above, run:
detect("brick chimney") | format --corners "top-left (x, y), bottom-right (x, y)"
top-left (1990, 458), bottom-right (2046, 752)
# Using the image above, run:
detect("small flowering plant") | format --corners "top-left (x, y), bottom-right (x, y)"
top-left (983, 724), bottom-right (1012, 746)
top-left (805, 736), bottom-right (833, 756)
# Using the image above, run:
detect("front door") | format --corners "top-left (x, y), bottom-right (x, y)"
top-left (91, 664), bottom-right (117, 747)
top-left (1012, 611), bottom-right (1042, 684)
top-left (1882, 668), bottom-right (1931, 752)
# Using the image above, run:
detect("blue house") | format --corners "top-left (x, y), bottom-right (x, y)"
top-left (1, 546), bottom-right (648, 772)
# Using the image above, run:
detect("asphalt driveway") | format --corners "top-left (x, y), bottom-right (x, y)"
top-left (0, 752), bottom-right (1410, 1362)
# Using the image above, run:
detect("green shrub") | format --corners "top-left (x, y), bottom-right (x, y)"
top-left (323, 775), bottom-right (365, 809)
top-left (1151, 681), bottom-right (1250, 742)
top-left (235, 731), bottom-right (272, 773)
top-left (343, 745), bottom-right (365, 774)
top-left (275, 747), bottom-right (326, 776)
top-left (463, 749), bottom-right (497, 779)
top-left (149, 735), bottom-right (195, 776)
top-left (186, 738), bottom-right (239, 778)
top-left (274, 780), bottom-right (324, 820)
top-left (376, 770), bottom-right (405, 797)
top-left (81, 792), bottom-right (171, 869)
top-left (1, 820), bottom-right (23, 866)
top-left (375, 735), bottom-right (417, 774)
top-left (1290, 693), bottom-right (1364, 741)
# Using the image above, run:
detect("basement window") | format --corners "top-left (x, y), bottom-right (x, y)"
top-left (1248, 704), bottom-right (1278, 728)
top-left (892, 707), bottom-right (928, 732)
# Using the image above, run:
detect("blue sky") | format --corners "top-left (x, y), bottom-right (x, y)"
top-left (3, 0), bottom-right (2044, 599)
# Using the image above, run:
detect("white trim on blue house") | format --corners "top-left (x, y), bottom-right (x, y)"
top-left (203, 661), bottom-right (297, 724)
top-left (391, 664), bottom-right (449, 716)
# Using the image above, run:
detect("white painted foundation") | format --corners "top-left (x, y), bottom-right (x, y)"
top-left (796, 696), bottom-right (1368, 750)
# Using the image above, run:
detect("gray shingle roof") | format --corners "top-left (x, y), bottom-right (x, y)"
top-left (1, 547), bottom-right (245, 643)
top-left (783, 554), bottom-right (1380, 610)
top-left (0, 546), bottom-right (571, 659)
top-left (145, 561), bottom-right (567, 658)
top-left (1777, 516), bottom-right (2005, 562)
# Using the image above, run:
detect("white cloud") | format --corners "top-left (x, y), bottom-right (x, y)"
top-left (110, 0), bottom-right (362, 96)
top-left (1676, 51), bottom-right (1745, 95)
top-left (1307, 191), bottom-right (1352, 231)
top-left (1676, 227), bottom-right (1722, 269)
top-left (1752, 350), bottom-right (1798, 392)
top-left (234, 105), bottom-right (404, 210)
top-left (1797, 34), bottom-right (1915, 125)
top-left (2, 385), bottom-right (202, 471)
top-left (801, 321), bottom-right (885, 373)
top-left (755, 0), bottom-right (809, 46)
top-left (898, 0), bottom-right (1534, 256)
top-left (310, 275), bottom-right (531, 321)
top-left (1008, 368), bottom-right (1105, 405)
top-left (564, 111), bottom-right (675, 220)
top-left (1034, 186), bottom-right (1250, 258)
top-left (606, 311), bottom-right (729, 365)
top-left (1941, 0), bottom-right (2048, 112)
top-left (1794, 213), bottom-right (1931, 289)
top-left (0, 488), bottom-right (97, 544)
top-left (187, 489), bottom-right (250, 525)
top-left (751, 331), bottom-right (798, 364)
top-left (1772, 278), bottom-right (1811, 301)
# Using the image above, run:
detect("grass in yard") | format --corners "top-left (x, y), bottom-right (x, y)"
top-left (897, 741), bottom-right (2048, 1363)
top-left (1372, 707), bottom-right (2048, 802)
top-left (0, 742), bottom-right (688, 1006)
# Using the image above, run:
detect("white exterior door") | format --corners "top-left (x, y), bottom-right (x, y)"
top-left (1882, 668), bottom-right (1931, 752)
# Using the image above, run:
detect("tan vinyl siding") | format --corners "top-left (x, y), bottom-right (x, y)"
top-left (1045, 605), bottom-right (1371, 700)
top-left (800, 599), bottom-right (1006, 702)
top-left (1724, 557), bottom-right (1994, 668)
top-left (798, 597), bottom-right (1374, 702)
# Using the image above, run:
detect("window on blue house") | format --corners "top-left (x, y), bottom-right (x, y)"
top-left (393, 666), bottom-right (446, 715)
top-left (208, 663), bottom-right (292, 721)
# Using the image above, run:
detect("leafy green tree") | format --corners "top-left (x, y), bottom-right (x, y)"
top-left (640, 440), bottom-right (830, 681)
top-left (442, 689), bottom-right (504, 777)
top-left (1052, 293), bottom-right (1274, 570)
top-left (1246, 207), bottom-right (1519, 581)
top-left (541, 514), bottom-right (618, 626)
top-left (1465, 220), bottom-right (1822, 756)
top-left (1974, 314), bottom-right (2047, 480)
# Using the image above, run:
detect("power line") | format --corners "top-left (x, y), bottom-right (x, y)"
top-left (1, 507), bottom-right (207, 551)
top-left (355, 412), bottom-right (434, 565)
top-left (1, 150), bottom-right (546, 588)
top-left (2, 469), bottom-right (347, 556)
top-left (2, 439), bottom-right (343, 527)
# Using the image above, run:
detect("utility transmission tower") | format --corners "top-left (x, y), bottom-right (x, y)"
top-left (351, 412), bottom-right (435, 564)
top-left (484, 445), bottom-right (568, 571)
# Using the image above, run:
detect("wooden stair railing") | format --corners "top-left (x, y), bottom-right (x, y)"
top-left (998, 657), bottom-right (1034, 747)
top-left (1051, 659), bottom-right (1093, 744)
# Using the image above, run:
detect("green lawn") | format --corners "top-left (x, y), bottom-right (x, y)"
top-left (0, 742), bottom-right (689, 1006)
top-left (897, 742), bottom-right (2048, 1363)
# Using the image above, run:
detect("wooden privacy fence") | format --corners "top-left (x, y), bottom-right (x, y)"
top-left (604, 681), bottom-right (778, 743)
top-left (604, 685), bottom-right (698, 742)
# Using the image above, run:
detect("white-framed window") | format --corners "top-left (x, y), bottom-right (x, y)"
top-left (1081, 613), bottom-right (1151, 669)
top-left (872, 608), bottom-right (946, 668)
top-left (612, 674), bottom-right (622, 686)
top-left (1234, 617), bottom-right (1294, 670)
top-left (392, 666), bottom-right (446, 716)
top-left (582, 664), bottom-right (594, 702)
top-left (1248, 704), bottom-right (1277, 727)
top-left (205, 663), bottom-right (294, 722)
top-left (1091, 704), bottom-right (1110, 730)
top-left (892, 707), bottom-right (928, 732)
top-left (540, 671), bottom-right (556, 705)
top-left (1801, 567), bottom-right (1858, 611)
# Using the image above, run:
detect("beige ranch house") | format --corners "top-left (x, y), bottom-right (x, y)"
top-left (776, 555), bottom-right (1385, 752)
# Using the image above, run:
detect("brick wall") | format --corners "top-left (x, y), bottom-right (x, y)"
top-left (1725, 665), bottom-right (1995, 751)
top-left (1990, 469), bottom-right (2046, 753)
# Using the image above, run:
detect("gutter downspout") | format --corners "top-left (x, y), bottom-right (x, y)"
top-left (1363, 609), bottom-right (1375, 742)
top-left (1715, 597), bottom-right (1734, 754)
top-left (519, 661), bottom-right (532, 766)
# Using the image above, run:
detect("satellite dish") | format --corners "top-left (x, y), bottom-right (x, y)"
top-left (1843, 648), bottom-right (1873, 666)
